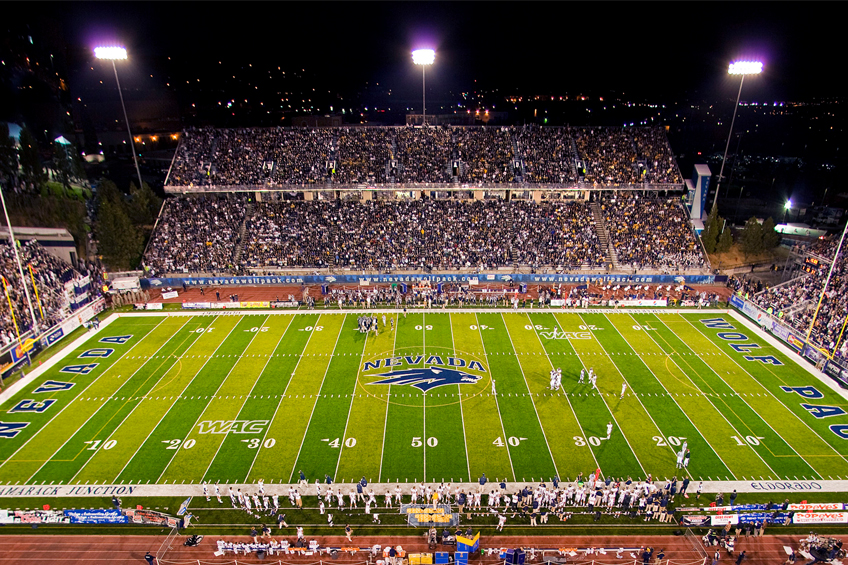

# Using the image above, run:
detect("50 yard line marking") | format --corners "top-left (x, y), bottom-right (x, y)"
top-left (288, 314), bottom-right (346, 483)
top-left (244, 314), bottom-right (314, 482)
top-left (110, 315), bottom-right (237, 483)
top-left (682, 314), bottom-right (848, 471)
top-left (377, 314), bottom-right (399, 483)
top-left (448, 313), bottom-right (472, 482)
top-left (523, 313), bottom-right (600, 474)
top-left (201, 314), bottom-right (291, 482)
top-left (608, 314), bottom-right (735, 479)
top-left (0, 316), bottom-right (168, 478)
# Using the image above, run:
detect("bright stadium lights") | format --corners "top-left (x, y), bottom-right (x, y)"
top-left (784, 199), bottom-right (792, 210)
top-left (711, 60), bottom-right (764, 213)
top-left (94, 45), bottom-right (143, 190)
top-left (412, 49), bottom-right (435, 125)
top-left (94, 46), bottom-right (128, 60)
top-left (728, 61), bottom-right (763, 75)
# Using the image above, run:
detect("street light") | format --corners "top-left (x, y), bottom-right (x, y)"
top-left (412, 49), bottom-right (435, 126)
top-left (783, 199), bottom-right (792, 223)
top-left (711, 60), bottom-right (763, 213)
top-left (94, 46), bottom-right (144, 191)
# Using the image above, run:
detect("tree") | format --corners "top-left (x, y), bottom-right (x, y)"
top-left (52, 142), bottom-right (73, 191)
top-left (717, 226), bottom-right (733, 253)
top-left (740, 217), bottom-right (764, 257)
top-left (0, 123), bottom-right (18, 188)
top-left (97, 196), bottom-right (142, 270)
top-left (701, 206), bottom-right (721, 254)
top-left (762, 217), bottom-right (780, 250)
top-left (128, 181), bottom-right (162, 226)
top-left (18, 126), bottom-right (45, 190)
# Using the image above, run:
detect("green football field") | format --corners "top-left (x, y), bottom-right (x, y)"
top-left (2, 309), bottom-right (848, 488)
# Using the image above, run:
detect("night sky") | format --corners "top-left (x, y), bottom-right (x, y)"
top-left (10, 1), bottom-right (844, 102)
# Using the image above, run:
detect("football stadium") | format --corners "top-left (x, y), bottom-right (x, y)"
top-left (1, 6), bottom-right (847, 564)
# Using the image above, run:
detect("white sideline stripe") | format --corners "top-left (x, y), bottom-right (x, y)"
top-left (0, 316), bottom-right (169, 476)
top-left (499, 313), bottom-right (560, 480)
top-left (474, 314), bottom-right (516, 481)
top-left (548, 312), bottom-right (648, 479)
top-left (612, 313), bottom-right (736, 479)
top-left (524, 312), bottom-right (600, 473)
top-left (110, 315), bottom-right (231, 483)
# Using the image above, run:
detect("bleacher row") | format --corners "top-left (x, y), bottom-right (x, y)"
top-left (166, 126), bottom-right (683, 188)
top-left (140, 194), bottom-right (707, 276)
top-left (750, 236), bottom-right (848, 356)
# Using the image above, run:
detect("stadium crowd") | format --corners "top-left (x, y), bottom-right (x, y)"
top-left (166, 126), bottom-right (681, 188)
top-left (145, 198), bottom-right (607, 274)
top-left (600, 193), bottom-right (707, 272)
top-left (1, 240), bottom-right (95, 345)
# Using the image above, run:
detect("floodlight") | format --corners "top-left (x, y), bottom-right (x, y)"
top-left (94, 46), bottom-right (128, 60)
top-left (785, 200), bottom-right (792, 210)
top-left (728, 61), bottom-right (763, 75)
top-left (412, 49), bottom-right (435, 65)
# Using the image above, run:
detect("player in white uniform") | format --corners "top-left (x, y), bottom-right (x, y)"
top-left (606, 421), bottom-right (613, 439)
top-left (491, 379), bottom-right (497, 395)
top-left (578, 368), bottom-right (585, 384)
top-left (620, 382), bottom-right (627, 399)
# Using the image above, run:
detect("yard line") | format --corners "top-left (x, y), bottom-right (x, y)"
top-left (0, 316), bottom-right (168, 475)
top-left (244, 315), bottom-right (314, 481)
top-left (681, 314), bottom-right (848, 468)
top-left (21, 316), bottom-right (192, 483)
top-left (289, 315), bottom-right (347, 482)
top-left (110, 315), bottom-right (235, 483)
top-left (377, 314), bottom-right (399, 483)
top-left (422, 312), bottom-right (427, 481)
top-left (448, 313), bottom-right (472, 482)
top-left (154, 315), bottom-right (262, 483)
top-left (641, 314), bottom-right (785, 478)
top-left (609, 314), bottom-right (735, 479)
top-left (498, 313), bottom-right (560, 479)
top-left (68, 315), bottom-right (218, 484)
top-left (473, 315), bottom-right (516, 481)
top-left (577, 313), bottom-right (684, 467)
top-left (201, 314), bottom-right (288, 482)
top-left (549, 314), bottom-right (648, 479)
top-left (523, 313), bottom-right (600, 473)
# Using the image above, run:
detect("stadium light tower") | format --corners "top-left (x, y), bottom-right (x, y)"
top-left (94, 46), bottom-right (144, 191)
top-left (711, 60), bottom-right (763, 213)
top-left (412, 49), bottom-right (435, 126)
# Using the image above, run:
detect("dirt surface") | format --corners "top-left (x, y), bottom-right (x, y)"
top-left (0, 533), bottom-right (799, 564)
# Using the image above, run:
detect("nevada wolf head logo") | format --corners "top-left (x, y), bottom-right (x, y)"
top-left (368, 368), bottom-right (481, 392)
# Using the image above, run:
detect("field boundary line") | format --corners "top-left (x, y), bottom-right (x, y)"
top-left (288, 315), bottom-right (347, 483)
top-left (0, 316), bottom-right (168, 476)
top-left (550, 313), bottom-right (648, 479)
top-left (608, 314), bottom-right (735, 479)
top-left (201, 314), bottom-right (291, 482)
top-left (244, 314), bottom-right (316, 482)
top-left (628, 313), bottom-right (780, 480)
top-left (18, 317), bottom-right (191, 483)
top-left (67, 316), bottom-right (220, 484)
top-left (642, 314), bottom-right (795, 479)
top-left (153, 315), bottom-right (266, 483)
top-left (377, 314), bottom-right (399, 483)
top-left (523, 313), bottom-right (600, 473)
top-left (498, 313), bottom-right (560, 480)
top-left (474, 314), bottom-right (516, 481)
top-left (111, 315), bottom-right (237, 483)
top-left (448, 313), bottom-right (472, 482)
top-left (680, 314), bottom-right (848, 470)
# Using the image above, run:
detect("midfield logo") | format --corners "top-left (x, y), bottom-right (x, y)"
top-left (367, 368), bottom-right (482, 392)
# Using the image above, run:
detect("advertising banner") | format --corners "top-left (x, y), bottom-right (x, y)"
top-left (793, 512), bottom-right (848, 524)
top-left (617, 299), bottom-right (668, 307)
top-left (729, 294), bottom-right (745, 309)
top-left (161, 291), bottom-right (179, 299)
top-left (65, 509), bottom-right (129, 524)
top-left (710, 514), bottom-right (739, 526)
top-left (270, 301), bottom-right (299, 308)
top-left (123, 508), bottom-right (179, 527)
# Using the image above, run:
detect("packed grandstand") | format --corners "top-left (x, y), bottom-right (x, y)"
top-left (165, 125), bottom-right (683, 188)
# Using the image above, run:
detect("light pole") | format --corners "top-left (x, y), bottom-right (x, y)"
top-left (783, 199), bottom-right (792, 224)
top-left (712, 60), bottom-right (763, 213)
top-left (94, 46), bottom-right (144, 191)
top-left (412, 49), bottom-right (435, 126)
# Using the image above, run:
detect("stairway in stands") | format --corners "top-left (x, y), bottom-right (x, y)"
top-left (232, 202), bottom-right (253, 265)
top-left (590, 202), bottom-right (618, 270)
